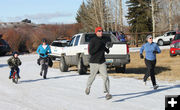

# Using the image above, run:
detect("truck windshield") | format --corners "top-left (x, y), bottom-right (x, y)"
top-left (51, 42), bottom-right (68, 47)
top-left (174, 34), bottom-right (180, 40)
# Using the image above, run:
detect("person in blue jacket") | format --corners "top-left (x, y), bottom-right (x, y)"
top-left (36, 39), bottom-right (51, 79)
top-left (140, 35), bottom-right (161, 90)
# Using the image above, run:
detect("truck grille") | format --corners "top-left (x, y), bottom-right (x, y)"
top-left (175, 42), bottom-right (180, 48)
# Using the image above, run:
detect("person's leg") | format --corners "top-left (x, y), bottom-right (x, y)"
top-left (86, 63), bottom-right (99, 95)
top-left (144, 59), bottom-right (151, 82)
top-left (150, 60), bottom-right (157, 86)
top-left (43, 58), bottom-right (49, 79)
top-left (99, 63), bottom-right (109, 93)
top-left (16, 68), bottom-right (20, 78)
top-left (40, 58), bottom-right (44, 76)
top-left (9, 68), bottom-right (14, 79)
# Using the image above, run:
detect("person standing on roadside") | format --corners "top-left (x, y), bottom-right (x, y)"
top-left (85, 27), bottom-right (112, 100)
top-left (36, 39), bottom-right (51, 79)
top-left (140, 35), bottom-right (161, 90)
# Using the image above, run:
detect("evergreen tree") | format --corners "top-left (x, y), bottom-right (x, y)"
top-left (126, 0), bottom-right (152, 33)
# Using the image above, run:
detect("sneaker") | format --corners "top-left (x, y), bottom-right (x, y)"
top-left (144, 81), bottom-right (147, 86)
top-left (104, 91), bottom-right (107, 93)
top-left (9, 76), bottom-right (11, 79)
top-left (40, 71), bottom-right (42, 76)
top-left (85, 87), bottom-right (90, 95)
top-left (18, 76), bottom-right (21, 79)
top-left (153, 85), bottom-right (159, 90)
top-left (105, 94), bottom-right (112, 100)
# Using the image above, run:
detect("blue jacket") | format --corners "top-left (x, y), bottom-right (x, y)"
top-left (36, 44), bottom-right (51, 58)
top-left (140, 42), bottom-right (161, 61)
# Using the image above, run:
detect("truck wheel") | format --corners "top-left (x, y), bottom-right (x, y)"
top-left (51, 56), bottom-right (56, 60)
top-left (77, 57), bottom-right (87, 75)
top-left (59, 57), bottom-right (68, 72)
top-left (0, 52), bottom-right (6, 56)
top-left (115, 65), bottom-right (126, 73)
top-left (158, 40), bottom-right (164, 46)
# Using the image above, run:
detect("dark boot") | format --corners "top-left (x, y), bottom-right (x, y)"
top-left (9, 76), bottom-right (12, 79)
top-left (43, 75), bottom-right (46, 79)
top-left (18, 75), bottom-right (21, 79)
top-left (40, 71), bottom-right (42, 76)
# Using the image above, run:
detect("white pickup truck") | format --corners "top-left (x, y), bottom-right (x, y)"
top-left (153, 31), bottom-right (176, 46)
top-left (58, 32), bottom-right (130, 75)
top-left (49, 40), bottom-right (69, 60)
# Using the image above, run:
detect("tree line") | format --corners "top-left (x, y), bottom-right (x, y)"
top-left (76, 0), bottom-right (180, 35)
top-left (0, 23), bottom-right (81, 53)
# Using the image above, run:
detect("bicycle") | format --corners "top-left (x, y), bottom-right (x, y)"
top-left (12, 69), bottom-right (18, 84)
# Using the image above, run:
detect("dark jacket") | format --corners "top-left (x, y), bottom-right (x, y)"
top-left (89, 35), bottom-right (109, 64)
top-left (7, 56), bottom-right (22, 68)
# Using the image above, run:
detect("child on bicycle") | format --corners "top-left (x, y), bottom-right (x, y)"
top-left (7, 51), bottom-right (22, 79)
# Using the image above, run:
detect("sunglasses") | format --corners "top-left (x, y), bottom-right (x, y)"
top-left (149, 37), bottom-right (152, 39)
top-left (97, 30), bottom-right (103, 32)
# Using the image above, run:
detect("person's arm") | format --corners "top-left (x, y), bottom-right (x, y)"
top-left (17, 58), bottom-right (22, 66)
top-left (140, 44), bottom-right (145, 59)
top-left (48, 45), bottom-right (51, 54)
top-left (7, 57), bottom-right (13, 66)
top-left (140, 44), bottom-right (145, 54)
top-left (153, 44), bottom-right (161, 54)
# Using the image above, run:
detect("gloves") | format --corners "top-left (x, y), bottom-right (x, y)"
top-left (45, 52), bottom-right (49, 55)
top-left (40, 53), bottom-right (44, 56)
top-left (106, 48), bottom-right (110, 54)
top-left (153, 51), bottom-right (158, 54)
top-left (140, 54), bottom-right (144, 59)
top-left (105, 48), bottom-right (110, 54)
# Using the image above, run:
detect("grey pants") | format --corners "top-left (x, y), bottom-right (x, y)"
top-left (86, 63), bottom-right (110, 93)
top-left (40, 58), bottom-right (49, 77)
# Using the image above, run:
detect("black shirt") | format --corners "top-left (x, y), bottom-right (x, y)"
top-left (89, 35), bottom-right (109, 64)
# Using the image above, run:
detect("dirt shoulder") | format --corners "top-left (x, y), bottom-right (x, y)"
top-left (52, 50), bottom-right (180, 82)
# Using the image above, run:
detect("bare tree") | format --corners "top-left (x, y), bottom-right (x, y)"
top-left (169, 0), bottom-right (172, 31)
top-left (151, 0), bottom-right (155, 37)
top-left (119, 0), bottom-right (123, 31)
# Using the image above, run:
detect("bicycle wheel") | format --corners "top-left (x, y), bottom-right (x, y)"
top-left (14, 73), bottom-right (18, 84)
top-left (12, 72), bottom-right (18, 84)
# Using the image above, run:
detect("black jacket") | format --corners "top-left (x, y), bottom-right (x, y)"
top-left (89, 35), bottom-right (109, 64)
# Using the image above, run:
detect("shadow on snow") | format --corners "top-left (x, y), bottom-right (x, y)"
top-left (19, 74), bottom-right (79, 84)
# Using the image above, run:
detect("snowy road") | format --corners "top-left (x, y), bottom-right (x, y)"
top-left (0, 54), bottom-right (179, 110)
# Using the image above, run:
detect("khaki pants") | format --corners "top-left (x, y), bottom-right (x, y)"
top-left (86, 63), bottom-right (110, 93)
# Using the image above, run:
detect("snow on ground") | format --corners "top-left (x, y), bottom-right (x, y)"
top-left (0, 54), bottom-right (179, 110)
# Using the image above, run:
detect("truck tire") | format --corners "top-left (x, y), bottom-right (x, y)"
top-left (115, 65), bottom-right (126, 73)
top-left (0, 52), bottom-right (6, 56)
top-left (51, 56), bottom-right (56, 60)
top-left (77, 57), bottom-right (87, 75)
top-left (158, 40), bottom-right (164, 46)
top-left (59, 57), bottom-right (68, 72)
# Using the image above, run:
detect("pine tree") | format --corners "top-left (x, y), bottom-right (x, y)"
top-left (126, 0), bottom-right (152, 33)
